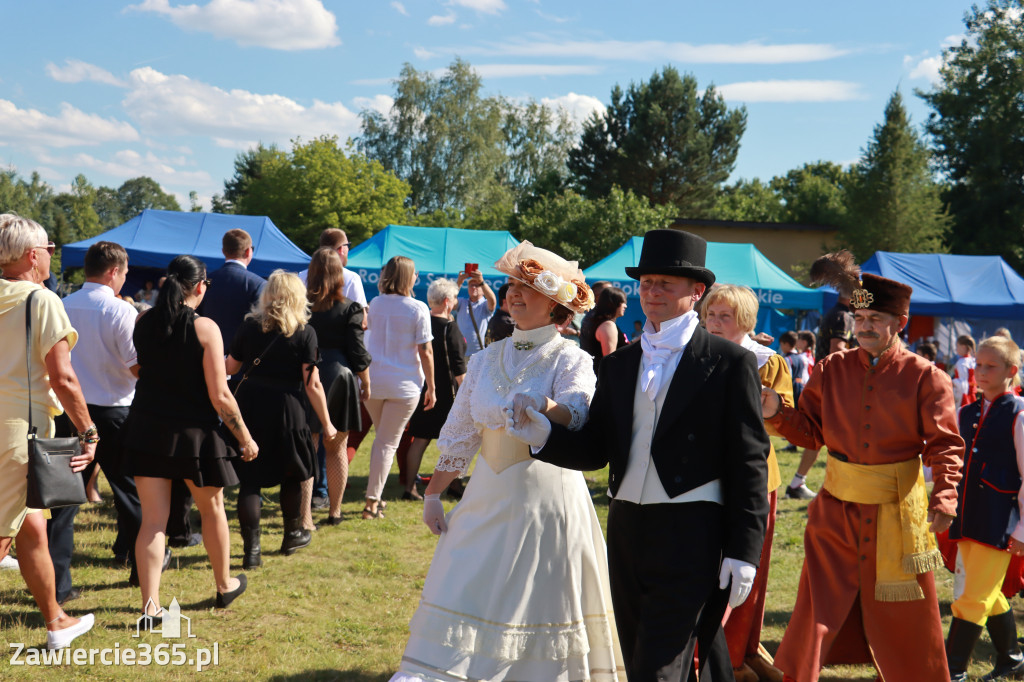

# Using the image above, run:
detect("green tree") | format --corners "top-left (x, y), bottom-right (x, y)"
top-left (772, 162), bottom-right (850, 227)
top-left (516, 187), bottom-right (674, 267)
top-left (93, 186), bottom-right (124, 229)
top-left (568, 66), bottom-right (747, 216)
top-left (221, 143), bottom-right (285, 213)
top-left (710, 179), bottom-right (785, 222)
top-left (0, 169), bottom-right (34, 217)
top-left (116, 176), bottom-right (181, 218)
top-left (842, 91), bottom-right (949, 261)
top-left (233, 136), bottom-right (410, 250)
top-left (919, 0), bottom-right (1024, 267)
top-left (50, 174), bottom-right (102, 245)
top-left (358, 60), bottom-right (575, 224)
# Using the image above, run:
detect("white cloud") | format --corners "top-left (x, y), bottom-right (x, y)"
top-left (473, 63), bottom-right (601, 78)
top-left (35, 149), bottom-right (212, 189)
top-left (390, 1), bottom-right (408, 16)
top-left (414, 47), bottom-right (437, 59)
top-left (121, 67), bottom-right (361, 142)
top-left (905, 54), bottom-right (943, 83)
top-left (428, 13), bottom-right (456, 26)
top-left (941, 34), bottom-right (964, 49)
top-left (716, 80), bottom-right (865, 102)
top-left (353, 94), bottom-right (394, 116)
top-left (46, 59), bottom-right (127, 87)
top-left (126, 0), bottom-right (340, 51)
top-left (449, 0), bottom-right (506, 14)
top-left (448, 38), bottom-right (850, 64)
top-left (541, 93), bottom-right (605, 126)
top-left (0, 100), bottom-right (139, 147)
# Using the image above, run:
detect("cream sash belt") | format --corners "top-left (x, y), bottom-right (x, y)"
top-left (480, 428), bottom-right (532, 474)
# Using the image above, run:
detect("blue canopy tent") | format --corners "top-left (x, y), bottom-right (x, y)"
top-left (584, 238), bottom-right (823, 341)
top-left (61, 209), bottom-right (310, 281)
top-left (346, 225), bottom-right (520, 302)
top-left (818, 251), bottom-right (1024, 358)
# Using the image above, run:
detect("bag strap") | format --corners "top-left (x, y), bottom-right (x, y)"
top-left (24, 289), bottom-right (39, 438)
top-left (233, 333), bottom-right (280, 396)
top-left (465, 298), bottom-right (484, 351)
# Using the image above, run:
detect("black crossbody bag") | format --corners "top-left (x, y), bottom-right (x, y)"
top-left (24, 290), bottom-right (87, 509)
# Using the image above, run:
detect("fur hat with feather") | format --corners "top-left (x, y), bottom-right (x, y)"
top-left (810, 250), bottom-right (861, 298)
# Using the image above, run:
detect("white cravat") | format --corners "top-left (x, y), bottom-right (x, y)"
top-left (740, 333), bottom-right (775, 370)
top-left (640, 311), bottom-right (699, 400)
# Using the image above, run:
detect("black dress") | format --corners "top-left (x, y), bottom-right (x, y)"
top-left (124, 308), bottom-right (239, 488)
top-left (308, 299), bottom-right (371, 433)
top-left (406, 316), bottom-right (468, 440)
top-left (229, 318), bottom-right (318, 488)
top-left (580, 314), bottom-right (629, 374)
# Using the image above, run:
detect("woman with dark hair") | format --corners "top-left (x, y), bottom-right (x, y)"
top-left (391, 242), bottom-right (622, 682)
top-left (580, 286), bottom-right (628, 372)
top-left (226, 271), bottom-right (337, 567)
top-left (305, 248), bottom-right (371, 525)
top-left (124, 254), bottom-right (256, 617)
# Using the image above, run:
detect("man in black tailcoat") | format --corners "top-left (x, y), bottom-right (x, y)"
top-left (508, 229), bottom-right (770, 681)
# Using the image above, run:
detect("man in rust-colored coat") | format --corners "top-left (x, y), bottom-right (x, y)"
top-left (761, 273), bottom-right (964, 682)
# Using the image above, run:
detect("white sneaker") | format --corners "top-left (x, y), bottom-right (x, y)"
top-left (0, 554), bottom-right (18, 570)
top-left (785, 483), bottom-right (817, 500)
top-left (46, 613), bottom-right (95, 650)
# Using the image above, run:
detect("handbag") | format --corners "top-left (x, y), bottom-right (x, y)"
top-left (23, 290), bottom-right (87, 509)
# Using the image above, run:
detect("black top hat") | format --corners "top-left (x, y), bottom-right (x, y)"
top-left (625, 229), bottom-right (716, 287)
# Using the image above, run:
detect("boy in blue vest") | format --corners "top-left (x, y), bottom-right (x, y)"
top-left (946, 335), bottom-right (1024, 681)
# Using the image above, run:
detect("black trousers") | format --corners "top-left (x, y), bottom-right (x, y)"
top-left (86, 405), bottom-right (141, 564)
top-left (607, 499), bottom-right (731, 681)
top-left (48, 415), bottom-right (80, 602)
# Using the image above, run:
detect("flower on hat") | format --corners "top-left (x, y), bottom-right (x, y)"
top-left (534, 270), bottom-right (561, 296)
top-left (570, 279), bottom-right (595, 311)
top-left (516, 259), bottom-right (544, 283)
top-left (555, 281), bottom-right (578, 304)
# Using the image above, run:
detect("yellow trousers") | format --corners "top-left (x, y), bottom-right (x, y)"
top-left (952, 540), bottom-right (1012, 625)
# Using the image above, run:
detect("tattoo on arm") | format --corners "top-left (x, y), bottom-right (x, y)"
top-left (219, 409), bottom-right (244, 436)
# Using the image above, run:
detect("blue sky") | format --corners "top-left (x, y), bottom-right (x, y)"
top-left (1, 0), bottom-right (970, 210)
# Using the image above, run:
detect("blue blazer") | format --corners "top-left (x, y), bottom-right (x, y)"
top-left (198, 261), bottom-right (266, 349)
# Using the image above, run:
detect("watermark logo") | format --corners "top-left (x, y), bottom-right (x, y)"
top-left (134, 598), bottom-right (195, 639)
top-left (9, 595), bottom-right (218, 671)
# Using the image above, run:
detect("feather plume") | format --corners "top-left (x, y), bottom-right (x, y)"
top-left (810, 250), bottom-right (860, 297)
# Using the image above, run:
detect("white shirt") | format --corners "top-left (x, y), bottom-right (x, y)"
top-left (298, 267), bottom-right (367, 307)
top-left (365, 294), bottom-right (433, 399)
top-left (62, 282), bottom-right (138, 407)
top-left (615, 312), bottom-right (723, 505)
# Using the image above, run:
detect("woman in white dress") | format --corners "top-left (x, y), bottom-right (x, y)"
top-left (391, 242), bottom-right (623, 682)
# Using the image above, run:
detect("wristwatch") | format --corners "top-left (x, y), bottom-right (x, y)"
top-left (77, 424), bottom-right (100, 445)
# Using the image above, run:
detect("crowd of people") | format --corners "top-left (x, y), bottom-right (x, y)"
top-left (5, 212), bottom-right (1024, 682)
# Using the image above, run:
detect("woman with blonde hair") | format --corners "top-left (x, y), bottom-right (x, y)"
top-left (306, 248), bottom-right (371, 524)
top-left (362, 256), bottom-right (435, 519)
top-left (702, 283), bottom-right (790, 682)
top-left (226, 271), bottom-right (337, 566)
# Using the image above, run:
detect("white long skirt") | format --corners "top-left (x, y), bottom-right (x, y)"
top-left (391, 454), bottom-right (623, 682)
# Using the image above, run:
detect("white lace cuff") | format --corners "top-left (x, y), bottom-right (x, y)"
top-left (566, 402), bottom-right (585, 431)
top-left (435, 454), bottom-right (470, 476)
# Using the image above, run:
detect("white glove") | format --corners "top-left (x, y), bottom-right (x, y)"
top-left (422, 494), bottom-right (447, 535)
top-left (506, 390), bottom-right (549, 427)
top-left (504, 406), bottom-right (552, 449)
top-left (719, 557), bottom-right (757, 608)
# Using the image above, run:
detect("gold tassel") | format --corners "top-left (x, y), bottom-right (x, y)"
top-left (875, 581), bottom-right (925, 602)
top-left (903, 550), bottom-right (944, 575)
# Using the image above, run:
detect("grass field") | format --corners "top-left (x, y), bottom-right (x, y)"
top-left (0, 434), bottom-right (1013, 680)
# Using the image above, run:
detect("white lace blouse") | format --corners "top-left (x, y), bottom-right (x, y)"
top-left (436, 324), bottom-right (597, 474)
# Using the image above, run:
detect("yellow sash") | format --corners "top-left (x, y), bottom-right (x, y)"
top-left (823, 456), bottom-right (943, 602)
top-left (480, 428), bottom-right (532, 474)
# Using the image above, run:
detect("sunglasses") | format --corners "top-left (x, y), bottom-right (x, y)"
top-left (32, 242), bottom-right (56, 256)
top-left (202, 278), bottom-right (212, 287)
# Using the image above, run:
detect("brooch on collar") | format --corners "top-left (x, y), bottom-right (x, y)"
top-left (513, 340), bottom-right (535, 351)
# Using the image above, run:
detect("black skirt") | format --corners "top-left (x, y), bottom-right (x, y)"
top-left (406, 386), bottom-right (456, 440)
top-left (122, 411), bottom-right (240, 488)
top-left (234, 381), bottom-right (316, 488)
top-left (308, 348), bottom-right (362, 433)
